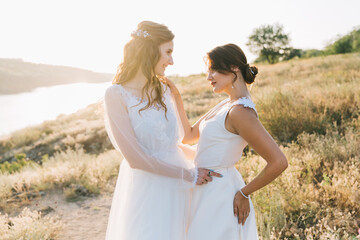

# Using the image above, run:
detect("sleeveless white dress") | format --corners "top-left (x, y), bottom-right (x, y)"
top-left (187, 97), bottom-right (259, 240)
top-left (104, 84), bottom-right (195, 240)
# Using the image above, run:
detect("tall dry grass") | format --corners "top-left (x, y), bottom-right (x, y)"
top-left (173, 53), bottom-right (360, 239)
top-left (0, 53), bottom-right (359, 239)
top-left (238, 126), bottom-right (360, 239)
top-left (0, 149), bottom-right (122, 212)
top-left (0, 208), bottom-right (63, 240)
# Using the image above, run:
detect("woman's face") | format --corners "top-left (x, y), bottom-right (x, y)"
top-left (207, 69), bottom-right (233, 93)
top-left (155, 41), bottom-right (174, 76)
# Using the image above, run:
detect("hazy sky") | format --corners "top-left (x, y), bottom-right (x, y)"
top-left (1, 0), bottom-right (359, 76)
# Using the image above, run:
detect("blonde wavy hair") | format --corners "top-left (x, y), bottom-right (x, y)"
top-left (112, 21), bottom-right (174, 115)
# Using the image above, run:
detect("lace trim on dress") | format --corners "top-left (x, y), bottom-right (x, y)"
top-left (192, 168), bottom-right (199, 186)
top-left (230, 97), bottom-right (257, 114)
top-left (115, 84), bottom-right (167, 111)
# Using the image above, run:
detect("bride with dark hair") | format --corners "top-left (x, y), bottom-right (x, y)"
top-left (163, 43), bottom-right (288, 240)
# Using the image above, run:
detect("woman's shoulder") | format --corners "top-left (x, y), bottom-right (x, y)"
top-left (106, 83), bottom-right (122, 93)
top-left (105, 84), bottom-right (127, 103)
top-left (230, 97), bottom-right (256, 111)
top-left (228, 97), bottom-right (258, 120)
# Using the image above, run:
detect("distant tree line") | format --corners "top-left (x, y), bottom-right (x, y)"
top-left (247, 24), bottom-right (360, 64)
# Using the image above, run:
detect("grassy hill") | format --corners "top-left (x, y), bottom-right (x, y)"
top-left (0, 53), bottom-right (359, 239)
top-left (0, 58), bottom-right (113, 94)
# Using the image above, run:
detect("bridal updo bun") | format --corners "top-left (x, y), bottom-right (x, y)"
top-left (206, 43), bottom-right (258, 84)
top-left (243, 64), bottom-right (258, 84)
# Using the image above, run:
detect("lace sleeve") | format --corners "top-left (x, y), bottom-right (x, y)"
top-left (231, 97), bottom-right (258, 117)
top-left (104, 85), bottom-right (197, 184)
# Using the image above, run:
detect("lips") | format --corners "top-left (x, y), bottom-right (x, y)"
top-left (210, 82), bottom-right (216, 86)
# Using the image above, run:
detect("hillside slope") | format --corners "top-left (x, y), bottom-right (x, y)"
top-left (0, 53), bottom-right (359, 239)
top-left (0, 58), bottom-right (113, 94)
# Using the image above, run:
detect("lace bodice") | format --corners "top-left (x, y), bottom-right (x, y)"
top-left (104, 83), bottom-right (196, 184)
top-left (111, 84), bottom-right (180, 156)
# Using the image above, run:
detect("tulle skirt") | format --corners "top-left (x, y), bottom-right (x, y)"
top-left (105, 158), bottom-right (191, 240)
top-left (187, 166), bottom-right (258, 240)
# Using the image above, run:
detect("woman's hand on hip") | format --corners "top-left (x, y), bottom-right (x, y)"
top-left (233, 190), bottom-right (250, 225)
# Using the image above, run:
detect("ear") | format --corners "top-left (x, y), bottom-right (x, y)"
top-left (231, 66), bottom-right (240, 72)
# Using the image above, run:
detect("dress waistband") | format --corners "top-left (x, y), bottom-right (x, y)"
top-left (204, 165), bottom-right (236, 174)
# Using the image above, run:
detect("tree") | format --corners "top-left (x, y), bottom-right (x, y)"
top-left (282, 48), bottom-right (304, 61)
top-left (247, 24), bottom-right (290, 64)
top-left (325, 27), bottom-right (360, 54)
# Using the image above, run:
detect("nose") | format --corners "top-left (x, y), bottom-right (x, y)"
top-left (168, 56), bottom-right (174, 65)
top-left (207, 72), bottom-right (213, 80)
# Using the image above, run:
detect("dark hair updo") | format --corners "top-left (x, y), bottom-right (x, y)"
top-left (206, 43), bottom-right (258, 84)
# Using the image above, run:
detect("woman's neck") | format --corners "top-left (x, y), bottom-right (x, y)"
top-left (225, 79), bottom-right (251, 101)
top-left (124, 69), bottom-right (148, 90)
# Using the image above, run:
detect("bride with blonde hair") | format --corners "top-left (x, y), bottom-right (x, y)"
top-left (104, 21), bottom-right (221, 240)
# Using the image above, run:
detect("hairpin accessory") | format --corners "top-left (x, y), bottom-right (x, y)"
top-left (131, 29), bottom-right (151, 38)
top-left (249, 67), bottom-right (255, 75)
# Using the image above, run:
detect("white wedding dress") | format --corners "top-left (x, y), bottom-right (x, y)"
top-left (187, 97), bottom-right (259, 240)
top-left (104, 84), bottom-right (196, 240)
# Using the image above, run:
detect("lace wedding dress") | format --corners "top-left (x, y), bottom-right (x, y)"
top-left (104, 84), bottom-right (196, 240)
top-left (187, 97), bottom-right (259, 240)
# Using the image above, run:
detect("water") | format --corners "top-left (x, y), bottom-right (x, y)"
top-left (0, 82), bottom-right (111, 136)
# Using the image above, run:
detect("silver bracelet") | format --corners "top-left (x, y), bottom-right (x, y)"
top-left (239, 189), bottom-right (249, 199)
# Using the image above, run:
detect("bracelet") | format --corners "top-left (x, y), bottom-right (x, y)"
top-left (239, 189), bottom-right (249, 199)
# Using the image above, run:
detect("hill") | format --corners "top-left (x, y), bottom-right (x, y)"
top-left (0, 58), bottom-right (113, 94)
top-left (0, 53), bottom-right (359, 239)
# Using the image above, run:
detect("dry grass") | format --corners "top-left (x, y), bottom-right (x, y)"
top-left (173, 53), bottom-right (360, 239)
top-left (0, 102), bottom-right (113, 165)
top-left (0, 149), bottom-right (122, 212)
top-left (0, 53), bottom-right (359, 239)
top-left (0, 207), bottom-right (63, 240)
top-left (237, 126), bottom-right (360, 239)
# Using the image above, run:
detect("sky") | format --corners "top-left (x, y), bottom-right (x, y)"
top-left (1, 0), bottom-right (359, 76)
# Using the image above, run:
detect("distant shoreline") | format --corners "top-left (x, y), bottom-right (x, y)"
top-left (0, 58), bottom-right (113, 94)
top-left (0, 80), bottom-right (111, 95)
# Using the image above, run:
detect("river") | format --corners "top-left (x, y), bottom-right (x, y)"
top-left (0, 82), bottom-right (111, 136)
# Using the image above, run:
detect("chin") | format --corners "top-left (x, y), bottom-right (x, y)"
top-left (212, 87), bottom-right (222, 93)
top-left (155, 71), bottom-right (165, 77)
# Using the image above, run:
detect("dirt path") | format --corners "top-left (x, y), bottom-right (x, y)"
top-left (26, 190), bottom-right (113, 240)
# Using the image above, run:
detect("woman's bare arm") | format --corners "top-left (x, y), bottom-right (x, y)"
top-left (228, 105), bottom-right (288, 196)
top-left (163, 78), bottom-right (214, 144)
top-left (228, 105), bottom-right (288, 225)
